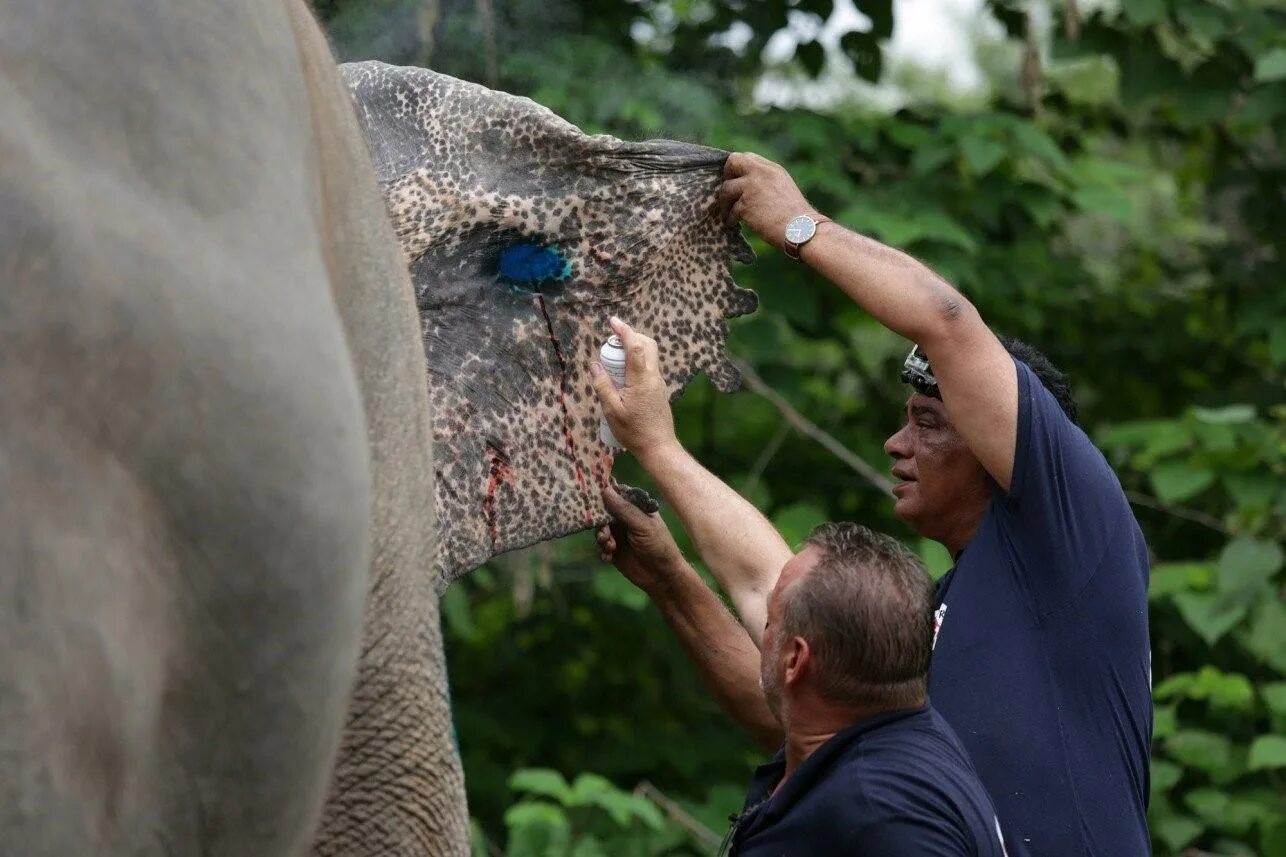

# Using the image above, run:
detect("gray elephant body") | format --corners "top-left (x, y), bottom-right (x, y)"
top-left (0, 0), bottom-right (465, 854)
top-left (0, 1), bottom-right (753, 855)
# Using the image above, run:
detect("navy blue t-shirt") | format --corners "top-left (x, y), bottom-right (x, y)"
top-left (928, 359), bottom-right (1152, 855)
top-left (724, 706), bottom-right (1016, 856)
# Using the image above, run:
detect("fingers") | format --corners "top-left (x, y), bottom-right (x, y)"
top-left (727, 198), bottom-right (747, 228)
top-left (716, 176), bottom-right (747, 226)
top-left (609, 316), bottom-right (660, 387)
top-left (596, 524), bottom-right (617, 562)
top-left (723, 151), bottom-right (751, 179)
top-left (602, 485), bottom-right (652, 529)
top-left (589, 362), bottom-right (624, 413)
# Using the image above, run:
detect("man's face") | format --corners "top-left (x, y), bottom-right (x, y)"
top-left (883, 393), bottom-right (989, 542)
top-left (759, 546), bottom-right (820, 720)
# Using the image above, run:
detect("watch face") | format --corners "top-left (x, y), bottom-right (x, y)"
top-left (785, 215), bottom-right (816, 244)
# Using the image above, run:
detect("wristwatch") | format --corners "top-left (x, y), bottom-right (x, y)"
top-left (783, 214), bottom-right (828, 260)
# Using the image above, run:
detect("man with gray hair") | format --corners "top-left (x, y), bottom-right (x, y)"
top-left (598, 491), bottom-right (1013, 855)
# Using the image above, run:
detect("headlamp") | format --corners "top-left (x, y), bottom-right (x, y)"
top-left (900, 345), bottom-right (941, 400)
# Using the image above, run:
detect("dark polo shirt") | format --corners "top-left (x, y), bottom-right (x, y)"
top-left (722, 705), bottom-right (1015, 856)
top-left (929, 359), bottom-right (1153, 855)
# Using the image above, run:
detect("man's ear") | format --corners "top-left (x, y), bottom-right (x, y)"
top-left (784, 636), bottom-right (811, 687)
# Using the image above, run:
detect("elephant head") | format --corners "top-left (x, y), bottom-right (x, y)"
top-left (340, 62), bottom-right (756, 586)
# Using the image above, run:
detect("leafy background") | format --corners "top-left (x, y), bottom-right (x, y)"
top-left (316, 1), bottom-right (1285, 854)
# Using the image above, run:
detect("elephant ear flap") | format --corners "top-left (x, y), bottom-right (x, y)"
top-left (341, 61), bottom-right (759, 584)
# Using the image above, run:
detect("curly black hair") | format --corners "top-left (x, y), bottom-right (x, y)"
top-left (997, 335), bottom-right (1079, 425)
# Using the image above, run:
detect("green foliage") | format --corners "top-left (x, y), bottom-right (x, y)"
top-left (318, 1), bottom-right (1285, 853)
top-left (491, 768), bottom-right (694, 857)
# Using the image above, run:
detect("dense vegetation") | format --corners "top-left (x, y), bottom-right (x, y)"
top-left (318, 2), bottom-right (1285, 854)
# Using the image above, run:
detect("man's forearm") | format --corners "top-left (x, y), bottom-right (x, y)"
top-left (800, 224), bottom-right (982, 348)
top-left (646, 556), bottom-right (783, 752)
top-left (637, 441), bottom-right (791, 647)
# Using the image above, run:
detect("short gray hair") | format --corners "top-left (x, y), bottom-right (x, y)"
top-left (781, 523), bottom-right (934, 709)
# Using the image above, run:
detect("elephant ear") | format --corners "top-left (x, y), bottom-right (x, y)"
top-left (340, 61), bottom-right (756, 587)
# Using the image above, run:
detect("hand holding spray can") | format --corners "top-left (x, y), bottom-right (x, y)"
top-left (599, 334), bottom-right (627, 449)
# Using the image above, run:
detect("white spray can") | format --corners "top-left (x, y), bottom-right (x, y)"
top-left (599, 334), bottom-right (627, 449)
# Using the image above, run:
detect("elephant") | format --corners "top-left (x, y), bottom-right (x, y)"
top-left (0, 1), bottom-right (751, 855)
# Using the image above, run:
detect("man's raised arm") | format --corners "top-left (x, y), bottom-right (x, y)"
top-left (591, 318), bottom-right (792, 647)
top-left (719, 153), bottom-right (1020, 490)
top-left (596, 488), bottom-right (782, 751)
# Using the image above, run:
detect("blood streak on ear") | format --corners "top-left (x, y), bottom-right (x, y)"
top-left (533, 295), bottom-right (594, 527)
top-left (482, 439), bottom-right (514, 548)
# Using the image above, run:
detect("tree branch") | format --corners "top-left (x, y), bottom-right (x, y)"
top-left (742, 419), bottom-right (792, 495)
top-left (634, 781), bottom-right (721, 849)
top-left (1124, 490), bottom-right (1230, 535)
top-left (729, 357), bottom-right (894, 496)
top-left (474, 0), bottom-right (499, 87)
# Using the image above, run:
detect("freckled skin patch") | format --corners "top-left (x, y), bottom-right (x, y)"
top-left (341, 62), bottom-right (757, 587)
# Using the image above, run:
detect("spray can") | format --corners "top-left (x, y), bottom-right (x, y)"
top-left (599, 334), bottom-right (627, 449)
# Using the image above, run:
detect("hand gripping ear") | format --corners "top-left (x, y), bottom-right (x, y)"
top-left (342, 61), bottom-right (757, 587)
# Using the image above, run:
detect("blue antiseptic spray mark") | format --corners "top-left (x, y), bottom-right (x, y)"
top-left (497, 242), bottom-right (572, 290)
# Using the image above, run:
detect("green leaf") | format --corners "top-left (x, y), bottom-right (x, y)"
top-left (590, 568), bottom-right (650, 611)
top-left (1009, 123), bottom-right (1070, 171)
top-left (1166, 730), bottom-right (1239, 781)
top-left (1192, 420), bottom-right (1237, 452)
top-left (1193, 404), bottom-right (1256, 425)
top-left (1217, 537), bottom-right (1284, 597)
top-left (441, 583), bottom-right (477, 641)
top-left (1122, 0), bottom-right (1166, 26)
top-left (1255, 47), bottom-right (1286, 83)
top-left (1153, 704), bottom-right (1178, 740)
top-left (1172, 592), bottom-right (1247, 646)
top-left (1152, 811), bottom-right (1204, 853)
top-left (1241, 598), bottom-right (1286, 674)
top-left (836, 202), bottom-right (976, 252)
top-left (1176, 4), bottom-right (1229, 42)
top-left (1248, 735), bottom-right (1286, 770)
top-left (1210, 838), bottom-right (1257, 857)
top-left (1184, 788), bottom-right (1263, 834)
top-left (1184, 788), bottom-right (1229, 826)
top-left (1154, 667), bottom-right (1253, 709)
top-left (1100, 419), bottom-right (1191, 460)
top-left (1196, 666), bottom-right (1254, 709)
top-left (1154, 672), bottom-right (1195, 700)
top-left (1151, 461), bottom-right (1216, 503)
top-left (1261, 682), bottom-right (1286, 716)
top-left (916, 538), bottom-right (953, 580)
top-left (772, 502), bottom-right (827, 548)
top-left (1224, 473), bottom-right (1279, 512)
top-left (1070, 185), bottom-right (1133, 224)
top-left (504, 801), bottom-right (572, 857)
top-left (1263, 815), bottom-right (1286, 856)
top-left (1014, 186), bottom-right (1063, 228)
top-left (960, 135), bottom-right (1006, 176)
top-left (1150, 759), bottom-right (1182, 795)
top-left (570, 836), bottom-right (610, 857)
top-left (910, 142), bottom-right (953, 175)
top-left (1149, 562), bottom-right (1214, 601)
top-left (510, 769), bottom-right (572, 803)
top-left (914, 211), bottom-right (980, 252)
top-left (1270, 319), bottom-right (1286, 366)
top-left (1047, 55), bottom-right (1121, 106)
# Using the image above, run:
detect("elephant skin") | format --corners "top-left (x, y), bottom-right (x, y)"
top-left (341, 62), bottom-right (756, 587)
top-left (0, 0), bottom-right (464, 854)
